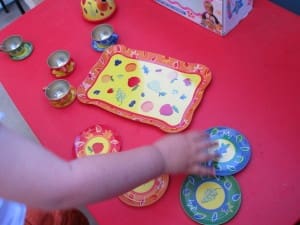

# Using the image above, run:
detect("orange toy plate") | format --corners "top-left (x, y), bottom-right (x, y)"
top-left (74, 124), bottom-right (121, 158)
top-left (77, 45), bottom-right (212, 133)
top-left (119, 174), bottom-right (169, 207)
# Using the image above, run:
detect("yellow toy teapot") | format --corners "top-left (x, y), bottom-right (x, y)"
top-left (81, 0), bottom-right (116, 22)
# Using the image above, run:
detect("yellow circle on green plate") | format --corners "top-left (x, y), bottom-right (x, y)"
top-left (196, 181), bottom-right (225, 210)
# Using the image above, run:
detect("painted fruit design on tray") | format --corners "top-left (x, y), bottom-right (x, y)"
top-left (77, 45), bottom-right (212, 133)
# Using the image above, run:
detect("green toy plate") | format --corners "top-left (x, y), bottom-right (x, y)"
top-left (180, 175), bottom-right (242, 225)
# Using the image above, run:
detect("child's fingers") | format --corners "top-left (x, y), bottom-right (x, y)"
top-left (189, 164), bottom-right (215, 176)
top-left (198, 150), bottom-right (219, 163)
top-left (186, 130), bottom-right (218, 153)
top-left (197, 141), bottom-right (218, 153)
top-left (186, 131), bottom-right (210, 143)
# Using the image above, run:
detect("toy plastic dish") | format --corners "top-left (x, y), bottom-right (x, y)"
top-left (206, 126), bottom-right (251, 176)
top-left (74, 124), bottom-right (121, 158)
top-left (47, 50), bottom-right (76, 78)
top-left (47, 50), bottom-right (71, 68)
top-left (0, 35), bottom-right (23, 52)
top-left (50, 86), bottom-right (76, 108)
top-left (92, 24), bottom-right (114, 42)
top-left (180, 175), bottom-right (242, 225)
top-left (119, 174), bottom-right (169, 207)
top-left (77, 44), bottom-right (212, 133)
top-left (43, 79), bottom-right (76, 108)
top-left (10, 42), bottom-right (33, 61)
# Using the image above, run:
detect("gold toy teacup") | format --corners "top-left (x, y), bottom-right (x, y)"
top-left (44, 79), bottom-right (76, 108)
top-left (47, 50), bottom-right (76, 78)
top-left (0, 35), bottom-right (26, 57)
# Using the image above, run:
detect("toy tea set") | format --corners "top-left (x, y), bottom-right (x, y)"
top-left (1, 0), bottom-right (118, 109)
top-left (42, 0), bottom-right (118, 108)
top-left (2, 1), bottom-right (252, 223)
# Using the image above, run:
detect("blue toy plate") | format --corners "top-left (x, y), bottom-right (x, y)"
top-left (206, 126), bottom-right (251, 176)
top-left (180, 175), bottom-right (242, 225)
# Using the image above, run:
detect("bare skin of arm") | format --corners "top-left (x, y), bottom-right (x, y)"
top-left (0, 124), bottom-right (218, 210)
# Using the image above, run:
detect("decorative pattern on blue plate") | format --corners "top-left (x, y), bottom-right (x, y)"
top-left (206, 126), bottom-right (251, 176)
top-left (180, 175), bottom-right (241, 225)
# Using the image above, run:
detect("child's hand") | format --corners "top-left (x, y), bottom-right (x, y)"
top-left (153, 131), bottom-right (218, 176)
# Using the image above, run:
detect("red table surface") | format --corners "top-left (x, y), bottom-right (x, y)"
top-left (0, 0), bottom-right (299, 224)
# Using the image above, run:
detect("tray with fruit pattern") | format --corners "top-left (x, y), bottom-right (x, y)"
top-left (77, 45), bottom-right (212, 133)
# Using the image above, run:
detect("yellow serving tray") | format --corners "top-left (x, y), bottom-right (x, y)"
top-left (77, 45), bottom-right (212, 133)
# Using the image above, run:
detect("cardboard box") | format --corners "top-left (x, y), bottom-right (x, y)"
top-left (155, 0), bottom-right (253, 36)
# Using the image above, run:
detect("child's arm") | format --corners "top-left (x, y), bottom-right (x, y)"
top-left (0, 124), bottom-right (217, 210)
